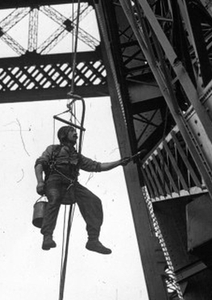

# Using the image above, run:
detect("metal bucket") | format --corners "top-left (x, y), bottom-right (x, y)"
top-left (32, 196), bottom-right (48, 228)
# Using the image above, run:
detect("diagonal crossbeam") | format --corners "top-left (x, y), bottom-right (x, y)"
top-left (39, 5), bottom-right (99, 52)
top-left (0, 4), bottom-right (99, 55)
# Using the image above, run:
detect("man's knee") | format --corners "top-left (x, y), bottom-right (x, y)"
top-left (46, 188), bottom-right (61, 205)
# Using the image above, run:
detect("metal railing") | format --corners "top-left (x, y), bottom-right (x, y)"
top-left (142, 126), bottom-right (207, 202)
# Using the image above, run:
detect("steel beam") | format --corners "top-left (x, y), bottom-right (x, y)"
top-left (95, 1), bottom-right (169, 299)
top-left (0, 51), bottom-right (108, 103)
top-left (0, 1), bottom-right (93, 9)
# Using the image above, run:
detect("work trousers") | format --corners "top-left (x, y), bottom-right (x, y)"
top-left (41, 174), bottom-right (103, 240)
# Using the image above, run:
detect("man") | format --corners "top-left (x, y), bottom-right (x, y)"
top-left (35, 125), bottom-right (130, 254)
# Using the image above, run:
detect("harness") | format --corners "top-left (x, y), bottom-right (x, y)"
top-left (48, 145), bottom-right (79, 190)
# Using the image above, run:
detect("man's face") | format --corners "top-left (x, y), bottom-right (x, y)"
top-left (67, 127), bottom-right (78, 144)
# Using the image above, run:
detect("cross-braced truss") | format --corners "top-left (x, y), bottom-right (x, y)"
top-left (0, 2), bottom-right (108, 102)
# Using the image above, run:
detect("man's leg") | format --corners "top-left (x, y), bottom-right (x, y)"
top-left (75, 182), bottom-right (112, 254)
top-left (41, 187), bottom-right (61, 250)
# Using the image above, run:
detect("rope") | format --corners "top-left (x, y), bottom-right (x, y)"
top-left (71, 0), bottom-right (81, 95)
top-left (58, 2), bottom-right (82, 298)
top-left (60, 206), bottom-right (67, 277)
top-left (53, 116), bottom-right (56, 145)
top-left (67, 0), bottom-right (81, 111)
top-left (59, 203), bottom-right (76, 300)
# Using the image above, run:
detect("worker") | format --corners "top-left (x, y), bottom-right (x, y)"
top-left (35, 125), bottom-right (131, 254)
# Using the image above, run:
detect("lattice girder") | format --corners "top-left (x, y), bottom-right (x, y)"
top-left (0, 51), bottom-right (108, 103)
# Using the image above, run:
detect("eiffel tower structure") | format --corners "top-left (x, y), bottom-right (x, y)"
top-left (1, 1), bottom-right (212, 299)
top-left (0, 0), bottom-right (107, 102)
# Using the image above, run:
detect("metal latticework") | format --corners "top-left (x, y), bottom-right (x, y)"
top-left (142, 186), bottom-right (184, 300)
top-left (95, 0), bottom-right (212, 299)
top-left (0, 52), bottom-right (107, 102)
top-left (0, 2), bottom-right (108, 102)
top-left (142, 126), bottom-right (206, 201)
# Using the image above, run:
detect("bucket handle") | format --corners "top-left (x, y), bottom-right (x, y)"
top-left (35, 195), bottom-right (48, 204)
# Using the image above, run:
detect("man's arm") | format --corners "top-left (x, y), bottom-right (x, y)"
top-left (34, 145), bottom-right (55, 195)
top-left (79, 154), bottom-right (131, 172)
top-left (35, 163), bottom-right (45, 195)
top-left (35, 163), bottom-right (44, 183)
top-left (100, 157), bottom-right (130, 172)
top-left (101, 150), bottom-right (147, 171)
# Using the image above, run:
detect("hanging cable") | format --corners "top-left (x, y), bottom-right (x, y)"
top-left (70, 0), bottom-right (81, 95)
top-left (67, 0), bottom-right (81, 109)
top-left (58, 95), bottom-right (85, 297)
top-left (58, 2), bottom-right (85, 299)
top-left (59, 203), bottom-right (76, 300)
top-left (60, 205), bottom-right (67, 278)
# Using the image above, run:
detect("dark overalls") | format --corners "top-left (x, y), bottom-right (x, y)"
top-left (35, 144), bottom-right (103, 241)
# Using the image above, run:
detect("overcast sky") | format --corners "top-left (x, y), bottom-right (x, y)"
top-left (0, 97), bottom-right (149, 300)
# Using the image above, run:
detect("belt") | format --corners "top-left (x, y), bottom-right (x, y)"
top-left (51, 168), bottom-right (76, 190)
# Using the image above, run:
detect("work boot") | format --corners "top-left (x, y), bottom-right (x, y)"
top-left (42, 235), bottom-right (56, 250)
top-left (86, 239), bottom-right (112, 255)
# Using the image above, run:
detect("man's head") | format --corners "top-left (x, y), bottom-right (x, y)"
top-left (57, 126), bottom-right (78, 145)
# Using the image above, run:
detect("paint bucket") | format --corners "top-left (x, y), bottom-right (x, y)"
top-left (32, 196), bottom-right (48, 228)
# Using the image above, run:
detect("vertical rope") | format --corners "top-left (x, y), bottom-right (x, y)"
top-left (60, 206), bottom-right (67, 278)
top-left (53, 116), bottom-right (56, 145)
top-left (70, 0), bottom-right (81, 96)
top-left (59, 204), bottom-right (76, 300)
top-left (59, 0), bottom-right (84, 300)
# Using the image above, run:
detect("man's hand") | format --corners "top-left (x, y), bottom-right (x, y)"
top-left (120, 157), bottom-right (131, 166)
top-left (36, 182), bottom-right (45, 195)
top-left (120, 150), bottom-right (147, 166)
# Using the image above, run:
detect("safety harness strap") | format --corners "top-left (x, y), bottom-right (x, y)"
top-left (48, 145), bottom-right (78, 189)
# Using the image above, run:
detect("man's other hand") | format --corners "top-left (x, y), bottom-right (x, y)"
top-left (36, 182), bottom-right (45, 195)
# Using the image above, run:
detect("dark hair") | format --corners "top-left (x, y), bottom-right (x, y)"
top-left (57, 126), bottom-right (74, 143)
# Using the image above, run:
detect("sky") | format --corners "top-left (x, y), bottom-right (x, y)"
top-left (0, 4), bottom-right (149, 300)
top-left (0, 97), bottom-right (149, 300)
